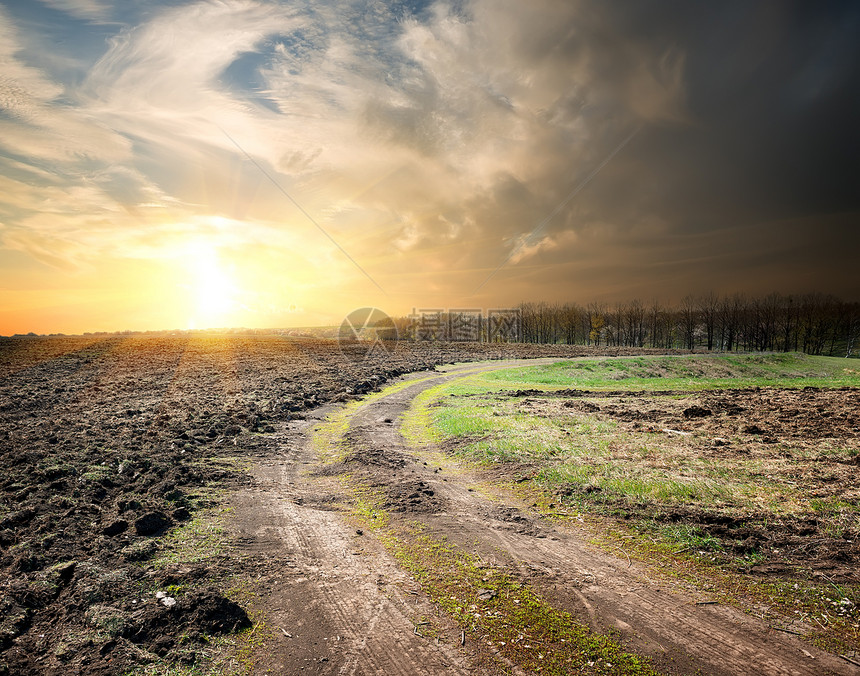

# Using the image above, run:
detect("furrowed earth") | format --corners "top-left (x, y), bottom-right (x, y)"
top-left (509, 386), bottom-right (860, 580)
top-left (2, 337), bottom-right (859, 675)
top-left (0, 335), bottom-right (650, 675)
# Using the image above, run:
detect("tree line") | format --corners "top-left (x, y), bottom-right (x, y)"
top-left (518, 293), bottom-right (860, 357)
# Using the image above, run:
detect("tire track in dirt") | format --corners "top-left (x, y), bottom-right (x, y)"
top-left (334, 361), bottom-right (859, 676)
top-left (230, 399), bottom-right (475, 675)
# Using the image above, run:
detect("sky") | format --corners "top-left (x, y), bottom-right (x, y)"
top-left (0, 0), bottom-right (858, 334)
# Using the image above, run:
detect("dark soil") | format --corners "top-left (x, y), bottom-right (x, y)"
top-left (0, 333), bottom-right (646, 674)
top-left (513, 387), bottom-right (860, 583)
top-left (590, 387), bottom-right (860, 442)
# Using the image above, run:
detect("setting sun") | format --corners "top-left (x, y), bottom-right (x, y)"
top-left (184, 245), bottom-right (241, 329)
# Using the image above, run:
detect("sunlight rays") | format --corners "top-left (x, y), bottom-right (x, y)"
top-left (183, 243), bottom-right (242, 329)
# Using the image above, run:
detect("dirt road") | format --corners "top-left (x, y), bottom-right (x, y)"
top-left (231, 360), bottom-right (859, 675)
top-left (3, 336), bottom-right (690, 673)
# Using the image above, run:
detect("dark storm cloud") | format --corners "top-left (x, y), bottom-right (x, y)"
top-left (450, 0), bottom-right (860, 301)
top-left (634, 0), bottom-right (860, 221)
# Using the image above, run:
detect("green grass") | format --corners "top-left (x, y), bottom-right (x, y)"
top-left (344, 488), bottom-right (657, 675)
top-left (397, 352), bottom-right (860, 653)
top-left (653, 523), bottom-right (724, 552)
top-left (151, 490), bottom-right (234, 568)
top-left (484, 353), bottom-right (860, 391)
top-left (410, 388), bottom-right (790, 514)
top-left (393, 531), bottom-right (657, 675)
top-left (403, 353), bottom-right (860, 517)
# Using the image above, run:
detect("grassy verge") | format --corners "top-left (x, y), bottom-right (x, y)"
top-left (346, 483), bottom-right (658, 675)
top-left (485, 353), bottom-right (860, 391)
top-left (312, 390), bottom-right (660, 675)
top-left (401, 353), bottom-right (860, 654)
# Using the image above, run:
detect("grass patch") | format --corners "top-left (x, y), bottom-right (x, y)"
top-left (392, 530), bottom-right (657, 675)
top-left (152, 491), bottom-right (233, 568)
top-left (485, 353), bottom-right (860, 391)
top-left (399, 352), bottom-right (860, 653)
top-left (123, 632), bottom-right (236, 676)
top-left (345, 486), bottom-right (657, 675)
top-left (412, 389), bottom-right (791, 516)
top-left (221, 618), bottom-right (276, 676)
top-left (348, 476), bottom-right (390, 530)
top-left (404, 354), bottom-right (860, 519)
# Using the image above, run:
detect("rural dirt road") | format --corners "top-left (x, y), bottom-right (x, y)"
top-left (230, 359), bottom-right (859, 675)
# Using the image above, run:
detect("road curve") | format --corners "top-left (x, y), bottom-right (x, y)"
top-left (231, 359), bottom-right (859, 676)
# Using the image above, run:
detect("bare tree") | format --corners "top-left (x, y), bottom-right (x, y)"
top-left (697, 292), bottom-right (720, 350)
top-left (601, 304), bottom-right (619, 347)
top-left (562, 303), bottom-right (584, 345)
top-left (647, 299), bottom-right (663, 348)
top-left (842, 302), bottom-right (860, 358)
top-left (587, 301), bottom-right (607, 346)
top-left (749, 294), bottom-right (776, 351)
top-left (776, 295), bottom-right (797, 352)
top-left (718, 293), bottom-right (743, 352)
top-left (680, 295), bottom-right (697, 350)
top-left (798, 293), bottom-right (833, 355)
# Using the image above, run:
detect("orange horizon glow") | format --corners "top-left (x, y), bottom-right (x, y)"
top-left (2, 2), bottom-right (859, 337)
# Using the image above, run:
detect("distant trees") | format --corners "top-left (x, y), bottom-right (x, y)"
top-left (515, 293), bottom-right (860, 356)
top-left (839, 301), bottom-right (860, 358)
top-left (697, 292), bottom-right (719, 351)
top-left (391, 294), bottom-right (859, 357)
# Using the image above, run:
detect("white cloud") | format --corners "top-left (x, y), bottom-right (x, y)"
top-left (83, 1), bottom-right (303, 151)
top-left (508, 230), bottom-right (579, 265)
top-left (0, 13), bottom-right (64, 121)
top-left (1, 0), bottom-right (691, 301)
top-left (35, 0), bottom-right (113, 22)
top-left (0, 6), bottom-right (132, 164)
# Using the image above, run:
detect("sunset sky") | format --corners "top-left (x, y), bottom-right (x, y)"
top-left (1, 0), bottom-right (858, 334)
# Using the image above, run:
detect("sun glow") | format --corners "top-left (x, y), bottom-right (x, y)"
top-left (184, 245), bottom-right (242, 328)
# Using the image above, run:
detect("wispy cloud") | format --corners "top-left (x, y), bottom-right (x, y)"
top-left (0, 6), bottom-right (132, 166)
top-left (0, 0), bottom-right (691, 291)
top-left (83, 1), bottom-right (302, 147)
top-left (2, 0), bottom-right (859, 331)
top-left (35, 0), bottom-right (113, 22)
top-left (0, 12), bottom-right (64, 121)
